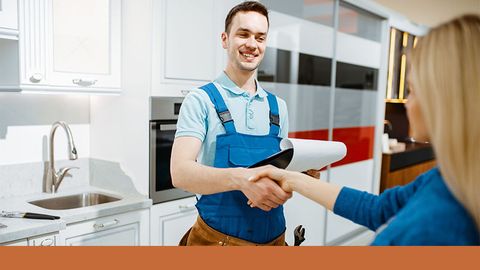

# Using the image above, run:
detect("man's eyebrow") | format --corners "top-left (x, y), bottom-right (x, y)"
top-left (236, 27), bottom-right (267, 36)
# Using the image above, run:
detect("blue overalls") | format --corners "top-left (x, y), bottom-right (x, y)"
top-left (195, 82), bottom-right (286, 244)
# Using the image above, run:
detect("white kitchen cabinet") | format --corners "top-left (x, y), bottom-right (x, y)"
top-left (58, 209), bottom-right (149, 246)
top-left (0, 0), bottom-right (121, 93)
top-left (151, 0), bottom-right (240, 96)
top-left (0, 0), bottom-right (18, 39)
top-left (150, 196), bottom-right (198, 246)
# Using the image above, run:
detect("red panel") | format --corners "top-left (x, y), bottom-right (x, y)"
top-left (288, 126), bottom-right (375, 167)
top-left (288, 129), bottom-right (329, 141)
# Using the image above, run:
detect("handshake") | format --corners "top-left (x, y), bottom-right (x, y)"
top-left (241, 166), bottom-right (321, 212)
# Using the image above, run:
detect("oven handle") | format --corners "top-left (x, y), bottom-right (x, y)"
top-left (178, 204), bottom-right (196, 212)
top-left (150, 122), bottom-right (177, 131)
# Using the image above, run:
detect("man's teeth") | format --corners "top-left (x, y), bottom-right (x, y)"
top-left (243, 53), bottom-right (254, 57)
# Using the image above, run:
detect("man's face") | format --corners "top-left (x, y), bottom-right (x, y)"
top-left (222, 11), bottom-right (268, 72)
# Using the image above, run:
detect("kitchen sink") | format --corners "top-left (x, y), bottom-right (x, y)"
top-left (28, 192), bottom-right (121, 210)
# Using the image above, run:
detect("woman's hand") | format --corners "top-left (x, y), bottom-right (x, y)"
top-left (248, 165), bottom-right (298, 193)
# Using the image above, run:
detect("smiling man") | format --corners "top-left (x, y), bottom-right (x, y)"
top-left (170, 1), bottom-right (291, 246)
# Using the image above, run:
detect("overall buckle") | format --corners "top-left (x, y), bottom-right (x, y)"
top-left (218, 110), bottom-right (233, 124)
top-left (269, 112), bottom-right (280, 126)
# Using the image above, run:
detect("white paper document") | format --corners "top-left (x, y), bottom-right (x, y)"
top-left (280, 138), bottom-right (347, 172)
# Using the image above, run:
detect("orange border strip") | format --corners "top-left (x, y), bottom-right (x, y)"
top-left (0, 246), bottom-right (479, 270)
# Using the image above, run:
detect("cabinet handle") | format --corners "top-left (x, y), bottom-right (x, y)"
top-left (39, 238), bottom-right (54, 246)
top-left (29, 73), bottom-right (43, 83)
top-left (72, 79), bottom-right (97, 87)
top-left (180, 90), bottom-right (191, 96)
top-left (93, 219), bottom-right (119, 230)
top-left (178, 204), bottom-right (196, 212)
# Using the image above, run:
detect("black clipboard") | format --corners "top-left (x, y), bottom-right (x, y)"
top-left (248, 148), bottom-right (294, 169)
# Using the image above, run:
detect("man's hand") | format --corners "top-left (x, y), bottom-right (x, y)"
top-left (303, 169), bottom-right (321, 179)
top-left (234, 168), bottom-right (292, 211)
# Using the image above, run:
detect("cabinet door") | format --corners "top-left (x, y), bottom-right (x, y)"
top-left (162, 0), bottom-right (216, 82)
top-left (150, 197), bottom-right (198, 246)
top-left (59, 209), bottom-right (149, 246)
top-left (44, 0), bottom-right (121, 91)
top-left (160, 209), bottom-right (197, 246)
top-left (19, 0), bottom-right (121, 92)
top-left (0, 0), bottom-right (18, 33)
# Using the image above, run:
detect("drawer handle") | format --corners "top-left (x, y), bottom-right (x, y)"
top-left (178, 204), bottom-right (196, 212)
top-left (73, 79), bottom-right (97, 87)
top-left (93, 219), bottom-right (119, 230)
top-left (29, 73), bottom-right (43, 83)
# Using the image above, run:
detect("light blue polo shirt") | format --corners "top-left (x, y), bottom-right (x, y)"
top-left (175, 72), bottom-right (289, 167)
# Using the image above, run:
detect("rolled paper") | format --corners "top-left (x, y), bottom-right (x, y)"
top-left (280, 138), bottom-right (347, 172)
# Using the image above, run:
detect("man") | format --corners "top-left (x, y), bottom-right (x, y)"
top-left (171, 1), bottom-right (291, 246)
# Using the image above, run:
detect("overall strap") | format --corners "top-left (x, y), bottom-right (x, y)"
top-left (266, 91), bottom-right (280, 136)
top-left (199, 83), bottom-right (236, 134)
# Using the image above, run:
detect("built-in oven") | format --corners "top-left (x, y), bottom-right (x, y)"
top-left (150, 97), bottom-right (194, 204)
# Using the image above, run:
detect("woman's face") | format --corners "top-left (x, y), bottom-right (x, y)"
top-left (405, 83), bottom-right (430, 142)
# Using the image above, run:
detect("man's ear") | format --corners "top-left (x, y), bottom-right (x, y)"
top-left (221, 32), bottom-right (228, 49)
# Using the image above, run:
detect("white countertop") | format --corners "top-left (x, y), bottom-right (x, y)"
top-left (0, 186), bottom-right (152, 244)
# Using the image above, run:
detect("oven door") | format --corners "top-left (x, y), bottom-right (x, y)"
top-left (149, 120), bottom-right (194, 204)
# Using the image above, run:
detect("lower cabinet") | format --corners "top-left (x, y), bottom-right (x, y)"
top-left (150, 196), bottom-right (198, 246)
top-left (58, 209), bottom-right (149, 246)
top-left (380, 154), bottom-right (436, 192)
top-left (150, 195), bottom-right (327, 246)
top-left (1, 233), bottom-right (57, 246)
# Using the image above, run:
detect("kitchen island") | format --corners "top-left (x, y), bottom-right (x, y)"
top-left (380, 142), bottom-right (436, 192)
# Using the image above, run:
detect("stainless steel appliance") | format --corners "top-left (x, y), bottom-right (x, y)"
top-left (150, 97), bottom-right (194, 204)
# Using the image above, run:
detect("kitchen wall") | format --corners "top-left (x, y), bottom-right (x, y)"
top-left (0, 93), bottom-right (90, 198)
top-left (90, 0), bottom-right (152, 196)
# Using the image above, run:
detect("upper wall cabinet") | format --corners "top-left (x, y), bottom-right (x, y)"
top-left (0, 0), bottom-right (121, 93)
top-left (0, 0), bottom-right (18, 39)
top-left (151, 0), bottom-right (240, 96)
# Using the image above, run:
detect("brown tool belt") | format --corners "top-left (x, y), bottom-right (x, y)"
top-left (179, 215), bottom-right (286, 246)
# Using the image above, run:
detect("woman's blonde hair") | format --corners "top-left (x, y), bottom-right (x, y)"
top-left (410, 14), bottom-right (480, 231)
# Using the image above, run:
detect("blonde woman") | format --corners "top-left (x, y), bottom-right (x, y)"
top-left (249, 14), bottom-right (480, 245)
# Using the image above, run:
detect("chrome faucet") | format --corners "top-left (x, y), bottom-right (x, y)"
top-left (45, 121), bottom-right (79, 194)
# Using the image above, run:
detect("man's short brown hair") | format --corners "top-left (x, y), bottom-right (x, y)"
top-left (224, 1), bottom-right (269, 33)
